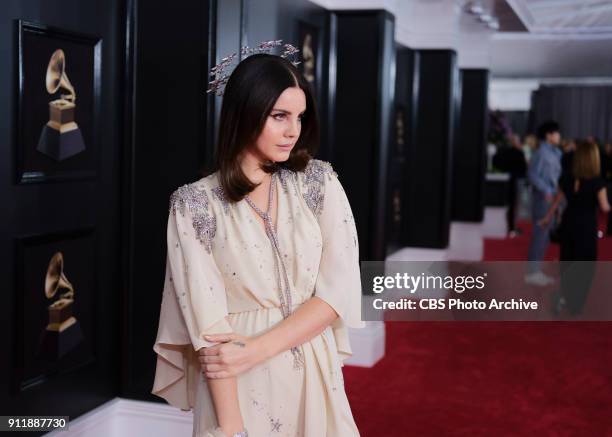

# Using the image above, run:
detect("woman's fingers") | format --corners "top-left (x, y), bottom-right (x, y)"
top-left (198, 355), bottom-right (221, 364)
top-left (199, 334), bottom-right (253, 378)
top-left (204, 363), bottom-right (224, 372)
top-left (200, 345), bottom-right (242, 365)
top-left (200, 345), bottom-right (222, 356)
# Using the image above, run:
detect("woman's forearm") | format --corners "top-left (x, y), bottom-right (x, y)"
top-left (544, 189), bottom-right (564, 220)
top-left (207, 376), bottom-right (244, 436)
top-left (255, 296), bottom-right (338, 360)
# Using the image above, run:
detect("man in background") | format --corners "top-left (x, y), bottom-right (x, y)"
top-left (493, 134), bottom-right (527, 237)
top-left (525, 121), bottom-right (562, 286)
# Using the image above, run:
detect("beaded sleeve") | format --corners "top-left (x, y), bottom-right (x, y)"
top-left (152, 182), bottom-right (234, 410)
top-left (302, 160), bottom-right (365, 329)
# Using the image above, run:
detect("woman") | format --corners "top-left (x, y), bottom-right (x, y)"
top-left (604, 142), bottom-right (612, 235)
top-left (540, 141), bottom-right (610, 316)
top-left (151, 53), bottom-right (365, 437)
top-left (523, 133), bottom-right (538, 163)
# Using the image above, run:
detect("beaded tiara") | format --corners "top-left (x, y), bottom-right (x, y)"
top-left (206, 39), bottom-right (301, 96)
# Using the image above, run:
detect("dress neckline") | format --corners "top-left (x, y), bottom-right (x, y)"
top-left (242, 171), bottom-right (303, 368)
top-left (243, 172), bottom-right (281, 239)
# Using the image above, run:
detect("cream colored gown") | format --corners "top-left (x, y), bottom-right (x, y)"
top-left (151, 159), bottom-right (365, 437)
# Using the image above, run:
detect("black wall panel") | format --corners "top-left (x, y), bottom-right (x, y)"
top-left (0, 0), bottom-right (125, 430)
top-left (452, 69), bottom-right (489, 222)
top-left (388, 45), bottom-right (416, 255)
top-left (401, 49), bottom-right (458, 248)
top-left (124, 0), bottom-right (216, 400)
top-left (331, 10), bottom-right (395, 261)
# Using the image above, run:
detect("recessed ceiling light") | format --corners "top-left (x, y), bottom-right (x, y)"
top-left (467, 2), bottom-right (484, 15)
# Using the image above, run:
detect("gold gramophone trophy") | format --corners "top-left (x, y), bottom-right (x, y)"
top-left (36, 49), bottom-right (86, 161)
top-left (37, 252), bottom-right (84, 361)
top-left (301, 34), bottom-right (315, 84)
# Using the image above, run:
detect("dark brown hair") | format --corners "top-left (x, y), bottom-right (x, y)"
top-left (536, 120), bottom-right (560, 141)
top-left (213, 54), bottom-right (319, 202)
top-left (573, 141), bottom-right (600, 179)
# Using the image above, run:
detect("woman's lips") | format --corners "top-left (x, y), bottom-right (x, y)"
top-left (277, 144), bottom-right (293, 149)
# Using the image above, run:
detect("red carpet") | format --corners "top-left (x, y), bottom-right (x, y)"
top-left (483, 212), bottom-right (611, 261)
top-left (344, 214), bottom-right (612, 436)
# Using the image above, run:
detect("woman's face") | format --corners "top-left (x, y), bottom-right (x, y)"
top-left (252, 86), bottom-right (306, 163)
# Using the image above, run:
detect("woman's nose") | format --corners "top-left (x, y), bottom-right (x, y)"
top-left (286, 118), bottom-right (300, 137)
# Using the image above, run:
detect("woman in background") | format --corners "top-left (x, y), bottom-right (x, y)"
top-left (540, 141), bottom-right (610, 316)
top-left (523, 133), bottom-right (538, 163)
top-left (603, 142), bottom-right (612, 235)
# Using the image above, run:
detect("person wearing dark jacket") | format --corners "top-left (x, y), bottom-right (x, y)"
top-left (493, 134), bottom-right (527, 236)
top-left (603, 142), bottom-right (612, 235)
top-left (539, 141), bottom-right (611, 316)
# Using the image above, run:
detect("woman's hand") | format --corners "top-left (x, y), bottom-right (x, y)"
top-left (537, 214), bottom-right (551, 227)
top-left (538, 209), bottom-right (557, 227)
top-left (199, 333), bottom-right (265, 379)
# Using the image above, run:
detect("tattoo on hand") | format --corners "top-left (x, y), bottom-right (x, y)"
top-left (232, 341), bottom-right (246, 348)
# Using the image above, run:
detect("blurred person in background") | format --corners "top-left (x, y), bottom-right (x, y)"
top-left (562, 138), bottom-right (577, 153)
top-left (604, 142), bottom-right (612, 235)
top-left (494, 134), bottom-right (527, 237)
top-left (561, 138), bottom-right (576, 175)
top-left (539, 141), bottom-right (610, 315)
top-left (523, 133), bottom-right (538, 163)
top-left (525, 121), bottom-right (562, 286)
top-left (586, 136), bottom-right (608, 232)
top-left (586, 135), bottom-right (600, 146)
top-left (559, 139), bottom-right (577, 225)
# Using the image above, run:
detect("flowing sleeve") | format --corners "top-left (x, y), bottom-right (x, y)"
top-left (151, 183), bottom-right (234, 410)
top-left (304, 160), bottom-right (366, 361)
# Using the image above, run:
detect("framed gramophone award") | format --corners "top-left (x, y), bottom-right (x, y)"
top-left (15, 20), bottom-right (101, 184)
top-left (297, 20), bottom-right (322, 99)
top-left (13, 228), bottom-right (96, 393)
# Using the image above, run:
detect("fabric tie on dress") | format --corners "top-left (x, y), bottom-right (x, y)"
top-left (244, 172), bottom-right (305, 370)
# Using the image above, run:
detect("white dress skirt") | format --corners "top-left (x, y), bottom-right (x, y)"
top-left (151, 159), bottom-right (365, 436)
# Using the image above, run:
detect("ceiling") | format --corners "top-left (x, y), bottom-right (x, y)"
top-left (507, 0), bottom-right (612, 33)
top-left (310, 0), bottom-right (612, 78)
top-left (491, 35), bottom-right (612, 78)
top-left (490, 0), bottom-right (612, 78)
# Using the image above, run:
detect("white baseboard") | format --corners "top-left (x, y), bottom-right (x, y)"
top-left (44, 398), bottom-right (193, 437)
top-left (448, 221), bottom-right (484, 261)
top-left (344, 321), bottom-right (385, 368)
top-left (481, 207), bottom-right (508, 239)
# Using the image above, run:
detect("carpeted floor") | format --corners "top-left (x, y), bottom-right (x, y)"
top-left (344, 214), bottom-right (612, 436)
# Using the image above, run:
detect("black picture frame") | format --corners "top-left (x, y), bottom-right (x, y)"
top-left (12, 227), bottom-right (97, 394)
top-left (297, 19), bottom-right (322, 104)
top-left (15, 20), bottom-right (102, 184)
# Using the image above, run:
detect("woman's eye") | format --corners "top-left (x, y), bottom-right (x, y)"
top-left (271, 113), bottom-right (303, 122)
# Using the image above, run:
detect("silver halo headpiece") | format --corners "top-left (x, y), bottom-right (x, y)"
top-left (207, 39), bottom-right (301, 97)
